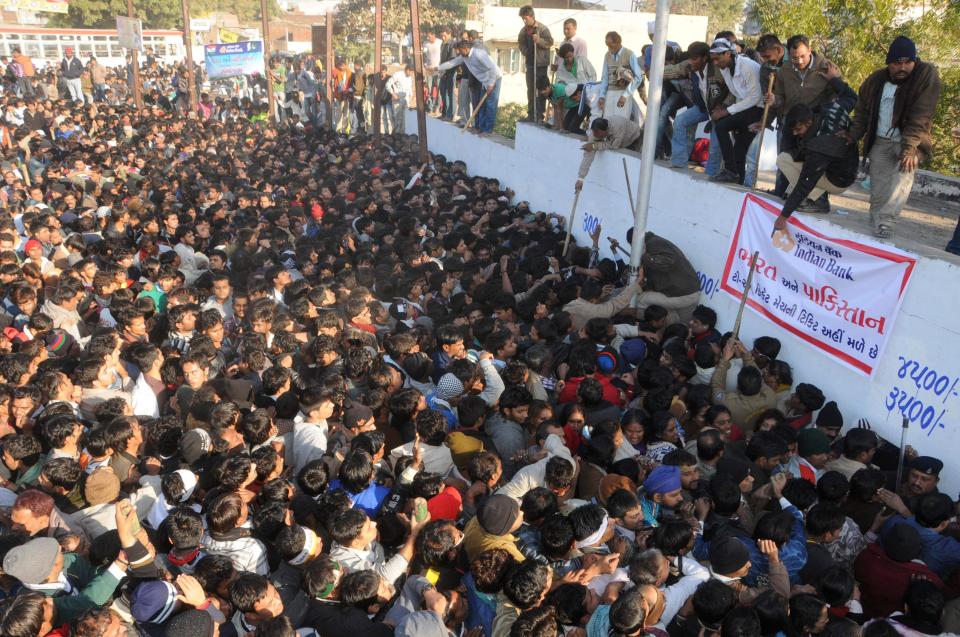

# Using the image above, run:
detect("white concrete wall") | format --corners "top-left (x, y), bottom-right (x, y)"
top-left (411, 112), bottom-right (960, 496)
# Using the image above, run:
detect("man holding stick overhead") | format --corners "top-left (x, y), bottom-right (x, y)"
top-left (429, 40), bottom-right (502, 134)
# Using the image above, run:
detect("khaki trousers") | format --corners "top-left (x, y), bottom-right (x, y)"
top-left (776, 152), bottom-right (847, 201)
top-left (868, 137), bottom-right (916, 230)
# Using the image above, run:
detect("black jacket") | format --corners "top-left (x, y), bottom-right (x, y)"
top-left (781, 78), bottom-right (860, 218)
top-left (61, 57), bottom-right (83, 80)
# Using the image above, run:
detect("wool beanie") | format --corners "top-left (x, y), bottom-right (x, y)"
top-left (435, 373), bottom-right (465, 401)
top-left (3, 537), bottom-right (59, 585)
top-left (131, 580), bottom-right (179, 624)
top-left (883, 523), bottom-right (923, 563)
top-left (179, 429), bottom-right (212, 464)
top-left (85, 468), bottom-right (121, 506)
top-left (716, 457), bottom-right (752, 484)
top-left (798, 428), bottom-right (832, 457)
top-left (478, 494), bottom-right (520, 536)
top-left (887, 36), bottom-right (917, 63)
top-left (165, 609), bottom-right (215, 637)
top-left (816, 401), bottom-right (843, 430)
top-left (709, 537), bottom-right (750, 576)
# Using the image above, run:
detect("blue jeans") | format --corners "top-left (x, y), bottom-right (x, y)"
top-left (670, 106), bottom-right (708, 168)
top-left (657, 91), bottom-right (684, 157)
top-left (706, 130), bottom-right (721, 176)
top-left (475, 79), bottom-right (500, 133)
top-left (440, 73), bottom-right (455, 118)
top-left (947, 218), bottom-right (960, 255)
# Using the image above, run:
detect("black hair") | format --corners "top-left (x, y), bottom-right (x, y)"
top-left (503, 561), bottom-right (551, 610)
top-left (788, 594), bottom-right (826, 636)
top-left (521, 487), bottom-right (558, 524)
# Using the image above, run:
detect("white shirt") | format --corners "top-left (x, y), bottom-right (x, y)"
top-left (498, 434), bottom-right (575, 501)
top-left (424, 39), bottom-right (443, 67)
top-left (877, 81), bottom-right (902, 141)
top-left (656, 558), bottom-right (710, 628)
top-left (293, 420), bottom-right (328, 476)
top-left (389, 441), bottom-right (453, 476)
top-left (436, 47), bottom-right (501, 89)
top-left (131, 373), bottom-right (160, 418)
top-left (330, 541), bottom-right (409, 584)
top-left (386, 71), bottom-right (411, 98)
top-left (720, 55), bottom-right (763, 114)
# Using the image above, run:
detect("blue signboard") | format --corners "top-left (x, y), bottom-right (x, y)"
top-left (204, 40), bottom-right (265, 79)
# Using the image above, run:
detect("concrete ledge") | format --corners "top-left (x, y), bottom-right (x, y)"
top-left (411, 112), bottom-right (960, 495)
top-left (914, 169), bottom-right (960, 202)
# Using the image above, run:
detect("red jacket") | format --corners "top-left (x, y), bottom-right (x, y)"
top-left (558, 373), bottom-right (623, 407)
top-left (854, 542), bottom-right (944, 617)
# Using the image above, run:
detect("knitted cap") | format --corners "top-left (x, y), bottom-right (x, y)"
top-left (886, 35), bottom-right (917, 63)
top-left (179, 428), bottom-right (212, 464)
top-left (85, 467), bottom-right (121, 506)
top-left (882, 523), bottom-right (923, 563)
top-left (478, 494), bottom-right (520, 536)
top-left (131, 580), bottom-right (179, 624)
top-left (816, 401), bottom-right (843, 430)
top-left (165, 610), bottom-right (215, 637)
top-left (3, 537), bottom-right (59, 585)
top-left (435, 373), bottom-right (465, 401)
top-left (798, 428), bottom-right (832, 457)
top-left (709, 537), bottom-right (750, 576)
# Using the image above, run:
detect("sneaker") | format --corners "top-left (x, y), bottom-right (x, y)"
top-left (709, 168), bottom-right (740, 184)
top-left (874, 224), bottom-right (893, 238)
top-left (797, 198), bottom-right (830, 214)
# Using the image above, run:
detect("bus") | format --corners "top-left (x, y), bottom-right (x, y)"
top-left (0, 26), bottom-right (185, 69)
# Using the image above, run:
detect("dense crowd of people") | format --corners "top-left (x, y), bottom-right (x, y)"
top-left (0, 25), bottom-right (960, 637)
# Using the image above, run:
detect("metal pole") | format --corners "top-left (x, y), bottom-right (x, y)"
top-left (372, 0), bottom-right (383, 142)
top-left (126, 0), bottom-right (143, 110)
top-left (409, 0), bottom-right (429, 162)
top-left (260, 0), bottom-right (275, 121)
top-left (325, 13), bottom-right (334, 129)
top-left (180, 0), bottom-right (197, 112)
top-left (627, 0), bottom-right (670, 303)
top-left (895, 416), bottom-right (909, 490)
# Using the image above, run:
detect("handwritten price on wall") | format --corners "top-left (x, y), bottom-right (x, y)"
top-left (885, 356), bottom-right (959, 437)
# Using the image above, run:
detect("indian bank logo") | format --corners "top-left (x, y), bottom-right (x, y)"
top-left (771, 230), bottom-right (796, 253)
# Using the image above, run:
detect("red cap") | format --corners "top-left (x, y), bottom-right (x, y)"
top-left (370, 167), bottom-right (382, 176)
top-left (24, 239), bottom-right (41, 254)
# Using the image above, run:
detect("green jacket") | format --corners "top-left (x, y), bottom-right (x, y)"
top-left (14, 460), bottom-right (43, 489)
top-left (47, 553), bottom-right (123, 624)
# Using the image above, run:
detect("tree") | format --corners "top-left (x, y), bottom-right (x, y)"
top-left (637, 0), bottom-right (746, 37)
top-left (50, 0), bottom-right (280, 30)
top-left (332, 0), bottom-right (466, 65)
top-left (750, 0), bottom-right (960, 175)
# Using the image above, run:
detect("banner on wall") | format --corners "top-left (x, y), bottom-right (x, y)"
top-left (6, 0), bottom-right (68, 12)
top-left (204, 41), bottom-right (264, 79)
top-left (720, 194), bottom-right (917, 377)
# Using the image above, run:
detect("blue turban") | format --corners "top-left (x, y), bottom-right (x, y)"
top-left (643, 465), bottom-right (682, 495)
